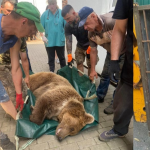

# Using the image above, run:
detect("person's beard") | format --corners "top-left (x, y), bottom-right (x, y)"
top-left (69, 19), bottom-right (78, 27)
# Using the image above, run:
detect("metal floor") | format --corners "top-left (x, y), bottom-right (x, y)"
top-left (134, 119), bottom-right (150, 150)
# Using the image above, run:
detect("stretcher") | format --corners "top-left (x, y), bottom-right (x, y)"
top-left (15, 66), bottom-right (99, 150)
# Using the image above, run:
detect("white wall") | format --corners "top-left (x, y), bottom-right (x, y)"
top-left (68, 0), bottom-right (114, 74)
top-left (18, 0), bottom-right (62, 15)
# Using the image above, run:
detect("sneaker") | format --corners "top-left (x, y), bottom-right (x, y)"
top-left (104, 101), bottom-right (114, 114)
top-left (0, 135), bottom-right (15, 150)
top-left (99, 129), bottom-right (125, 142)
top-left (56, 58), bottom-right (60, 64)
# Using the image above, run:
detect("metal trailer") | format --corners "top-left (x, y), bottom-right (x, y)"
top-left (134, 4), bottom-right (150, 136)
top-left (134, 0), bottom-right (150, 5)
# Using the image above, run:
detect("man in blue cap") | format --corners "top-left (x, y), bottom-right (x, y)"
top-left (78, 6), bottom-right (126, 115)
top-left (0, 2), bottom-right (44, 149)
top-left (79, 0), bottom-right (133, 141)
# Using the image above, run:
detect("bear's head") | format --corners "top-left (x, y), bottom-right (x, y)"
top-left (55, 111), bottom-right (94, 141)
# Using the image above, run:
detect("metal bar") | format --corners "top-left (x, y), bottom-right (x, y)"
top-left (134, 5), bottom-right (150, 136)
top-left (143, 10), bottom-right (150, 61)
top-left (142, 40), bottom-right (150, 43)
top-left (138, 5), bottom-right (150, 10)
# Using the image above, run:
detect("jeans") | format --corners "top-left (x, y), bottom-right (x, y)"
top-left (0, 81), bottom-right (9, 103)
top-left (96, 52), bottom-right (125, 100)
top-left (46, 46), bottom-right (66, 72)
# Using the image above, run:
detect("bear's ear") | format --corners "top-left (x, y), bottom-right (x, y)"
top-left (84, 113), bottom-right (94, 124)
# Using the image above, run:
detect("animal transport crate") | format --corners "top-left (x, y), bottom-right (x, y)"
top-left (134, 4), bottom-right (150, 136)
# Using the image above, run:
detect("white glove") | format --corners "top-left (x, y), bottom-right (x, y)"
top-left (42, 35), bottom-right (48, 43)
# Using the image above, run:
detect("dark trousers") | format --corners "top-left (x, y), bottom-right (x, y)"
top-left (46, 46), bottom-right (66, 72)
top-left (113, 80), bottom-right (133, 135)
top-left (96, 52), bottom-right (125, 100)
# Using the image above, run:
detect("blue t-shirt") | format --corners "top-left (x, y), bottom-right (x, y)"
top-left (41, 9), bottom-right (66, 47)
top-left (0, 14), bottom-right (18, 54)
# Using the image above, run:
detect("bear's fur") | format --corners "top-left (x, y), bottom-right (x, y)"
top-left (29, 72), bottom-right (94, 140)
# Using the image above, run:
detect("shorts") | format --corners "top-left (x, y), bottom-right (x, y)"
top-left (0, 81), bottom-right (9, 103)
top-left (75, 46), bottom-right (99, 68)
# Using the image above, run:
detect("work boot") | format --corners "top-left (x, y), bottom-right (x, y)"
top-left (104, 101), bottom-right (114, 114)
top-left (0, 134), bottom-right (15, 150)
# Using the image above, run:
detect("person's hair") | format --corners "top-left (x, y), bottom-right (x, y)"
top-left (1, 0), bottom-right (14, 7)
top-left (47, 0), bottom-right (56, 5)
top-left (61, 4), bottom-right (73, 17)
top-left (10, 11), bottom-right (35, 26)
top-left (47, 0), bottom-right (59, 9)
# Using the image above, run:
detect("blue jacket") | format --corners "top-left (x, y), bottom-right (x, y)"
top-left (41, 9), bottom-right (66, 47)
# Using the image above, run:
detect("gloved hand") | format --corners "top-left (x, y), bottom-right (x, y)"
top-left (90, 35), bottom-right (105, 45)
top-left (109, 60), bottom-right (120, 83)
top-left (16, 93), bottom-right (24, 111)
top-left (86, 46), bottom-right (91, 59)
top-left (42, 35), bottom-right (48, 43)
top-left (102, 31), bottom-right (112, 43)
top-left (68, 54), bottom-right (74, 66)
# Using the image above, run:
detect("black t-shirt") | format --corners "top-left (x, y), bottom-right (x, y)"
top-left (65, 22), bottom-right (89, 50)
top-left (113, 0), bottom-right (133, 85)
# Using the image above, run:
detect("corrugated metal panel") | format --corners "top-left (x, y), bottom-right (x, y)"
top-left (134, 0), bottom-right (150, 5)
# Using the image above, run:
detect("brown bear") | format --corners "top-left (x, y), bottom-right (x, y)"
top-left (29, 72), bottom-right (94, 141)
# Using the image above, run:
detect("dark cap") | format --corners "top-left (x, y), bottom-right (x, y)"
top-left (78, 7), bottom-right (93, 27)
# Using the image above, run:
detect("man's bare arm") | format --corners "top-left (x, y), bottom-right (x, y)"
top-left (10, 39), bottom-right (22, 94)
top-left (89, 47), bottom-right (98, 80)
top-left (20, 50), bottom-right (30, 87)
top-left (66, 35), bottom-right (72, 54)
top-left (90, 47), bottom-right (97, 72)
top-left (111, 19), bottom-right (127, 60)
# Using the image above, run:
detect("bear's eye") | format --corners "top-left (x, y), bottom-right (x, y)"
top-left (70, 127), bottom-right (75, 132)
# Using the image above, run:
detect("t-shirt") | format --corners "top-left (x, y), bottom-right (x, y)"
top-left (0, 14), bottom-right (18, 54)
top-left (65, 22), bottom-right (89, 50)
top-left (88, 12), bottom-right (126, 54)
top-left (113, 0), bottom-right (133, 85)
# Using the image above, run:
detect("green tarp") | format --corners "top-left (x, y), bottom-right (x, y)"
top-left (15, 66), bottom-right (99, 139)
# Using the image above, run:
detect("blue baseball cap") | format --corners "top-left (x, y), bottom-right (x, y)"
top-left (78, 7), bottom-right (93, 27)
